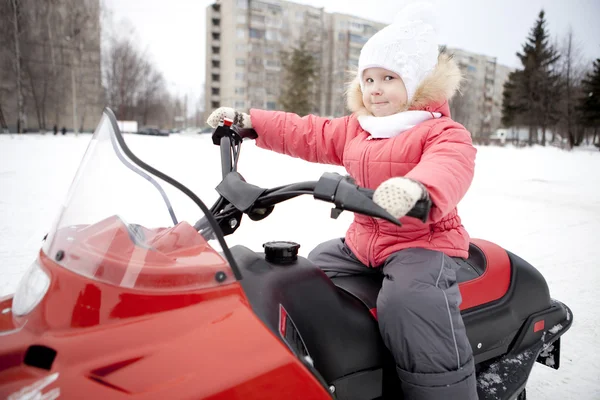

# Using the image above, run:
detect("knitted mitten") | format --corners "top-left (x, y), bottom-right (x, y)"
top-left (373, 177), bottom-right (429, 219)
top-left (207, 107), bottom-right (252, 129)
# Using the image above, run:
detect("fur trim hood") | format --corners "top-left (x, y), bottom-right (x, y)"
top-left (346, 53), bottom-right (462, 117)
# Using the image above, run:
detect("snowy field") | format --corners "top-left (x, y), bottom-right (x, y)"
top-left (1, 131), bottom-right (599, 399)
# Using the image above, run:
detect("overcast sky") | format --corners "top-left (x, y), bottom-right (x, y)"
top-left (103, 0), bottom-right (600, 112)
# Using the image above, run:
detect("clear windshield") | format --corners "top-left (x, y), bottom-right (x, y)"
top-left (42, 109), bottom-right (235, 291)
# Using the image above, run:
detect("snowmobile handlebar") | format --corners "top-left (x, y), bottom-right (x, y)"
top-left (195, 121), bottom-right (431, 237)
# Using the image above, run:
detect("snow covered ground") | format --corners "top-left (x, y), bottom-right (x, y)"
top-left (1, 131), bottom-right (599, 399)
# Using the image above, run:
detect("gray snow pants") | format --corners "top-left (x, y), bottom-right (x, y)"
top-left (308, 238), bottom-right (477, 400)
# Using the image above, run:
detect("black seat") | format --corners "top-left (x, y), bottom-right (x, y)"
top-left (332, 243), bottom-right (488, 311)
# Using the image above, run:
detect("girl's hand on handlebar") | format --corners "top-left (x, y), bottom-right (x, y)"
top-left (207, 107), bottom-right (253, 129)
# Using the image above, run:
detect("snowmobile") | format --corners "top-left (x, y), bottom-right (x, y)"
top-left (0, 108), bottom-right (572, 400)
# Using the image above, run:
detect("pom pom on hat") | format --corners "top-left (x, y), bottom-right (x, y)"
top-left (358, 2), bottom-right (440, 104)
top-left (393, 2), bottom-right (439, 26)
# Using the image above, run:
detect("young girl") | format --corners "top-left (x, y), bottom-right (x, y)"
top-left (207, 4), bottom-right (477, 399)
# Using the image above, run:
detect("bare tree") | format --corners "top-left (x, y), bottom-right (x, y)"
top-left (99, 3), bottom-right (184, 130)
top-left (138, 61), bottom-right (165, 125)
top-left (449, 78), bottom-right (475, 134)
top-left (103, 37), bottom-right (145, 119)
top-left (556, 28), bottom-right (587, 147)
top-left (0, 0), bottom-right (103, 133)
top-left (8, 0), bottom-right (25, 133)
top-left (20, 1), bottom-right (59, 131)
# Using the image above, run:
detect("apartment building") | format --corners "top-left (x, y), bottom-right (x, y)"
top-left (445, 47), bottom-right (513, 139)
top-left (204, 0), bottom-right (384, 117)
top-left (204, 0), bottom-right (512, 132)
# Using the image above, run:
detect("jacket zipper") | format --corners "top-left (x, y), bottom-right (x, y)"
top-left (360, 139), bottom-right (369, 189)
top-left (369, 219), bottom-right (379, 266)
top-left (360, 141), bottom-right (377, 266)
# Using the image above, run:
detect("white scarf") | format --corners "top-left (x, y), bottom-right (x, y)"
top-left (358, 111), bottom-right (442, 139)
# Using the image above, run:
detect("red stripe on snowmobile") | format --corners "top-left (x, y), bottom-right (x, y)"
top-left (458, 239), bottom-right (511, 310)
top-left (279, 304), bottom-right (288, 336)
top-left (369, 308), bottom-right (378, 320)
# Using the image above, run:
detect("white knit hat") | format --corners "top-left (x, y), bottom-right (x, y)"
top-left (358, 2), bottom-right (440, 103)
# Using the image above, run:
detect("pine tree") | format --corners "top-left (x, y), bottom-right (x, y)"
top-left (501, 70), bottom-right (525, 128)
top-left (579, 59), bottom-right (600, 140)
top-left (514, 10), bottom-right (560, 146)
top-left (279, 41), bottom-right (317, 116)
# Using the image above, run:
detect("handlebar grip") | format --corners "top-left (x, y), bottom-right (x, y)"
top-left (406, 198), bottom-right (431, 223)
top-left (238, 128), bottom-right (258, 139)
top-left (357, 187), bottom-right (374, 199)
top-left (358, 185), bottom-right (430, 223)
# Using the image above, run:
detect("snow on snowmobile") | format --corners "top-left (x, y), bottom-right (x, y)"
top-left (0, 109), bottom-right (572, 400)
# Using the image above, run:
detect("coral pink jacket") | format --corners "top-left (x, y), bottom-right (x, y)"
top-left (250, 101), bottom-right (476, 266)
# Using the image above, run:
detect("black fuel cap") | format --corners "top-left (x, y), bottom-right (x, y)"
top-left (263, 241), bottom-right (301, 264)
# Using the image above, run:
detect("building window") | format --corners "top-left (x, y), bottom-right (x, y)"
top-left (236, 44), bottom-right (246, 52)
top-left (265, 59), bottom-right (280, 69)
top-left (211, 88), bottom-right (219, 95)
top-left (349, 34), bottom-right (367, 44)
top-left (266, 101), bottom-right (277, 110)
top-left (363, 24), bottom-right (375, 34)
top-left (251, 0), bottom-right (268, 11)
top-left (236, 0), bottom-right (247, 9)
top-left (211, 101), bottom-right (220, 109)
top-left (212, 33), bottom-right (220, 40)
top-left (266, 72), bottom-right (278, 82)
top-left (236, 58), bottom-right (246, 66)
top-left (251, 14), bottom-right (265, 24)
top-left (350, 21), bottom-right (363, 32)
top-left (237, 29), bottom-right (245, 39)
top-left (338, 32), bottom-right (346, 41)
top-left (211, 46), bottom-right (219, 54)
top-left (266, 16), bottom-right (282, 28)
top-left (211, 74), bottom-right (220, 81)
top-left (265, 30), bottom-right (279, 41)
top-left (236, 72), bottom-right (246, 80)
top-left (235, 101), bottom-right (245, 109)
top-left (237, 15), bottom-right (246, 24)
top-left (235, 87), bottom-right (246, 95)
top-left (249, 28), bottom-right (264, 39)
